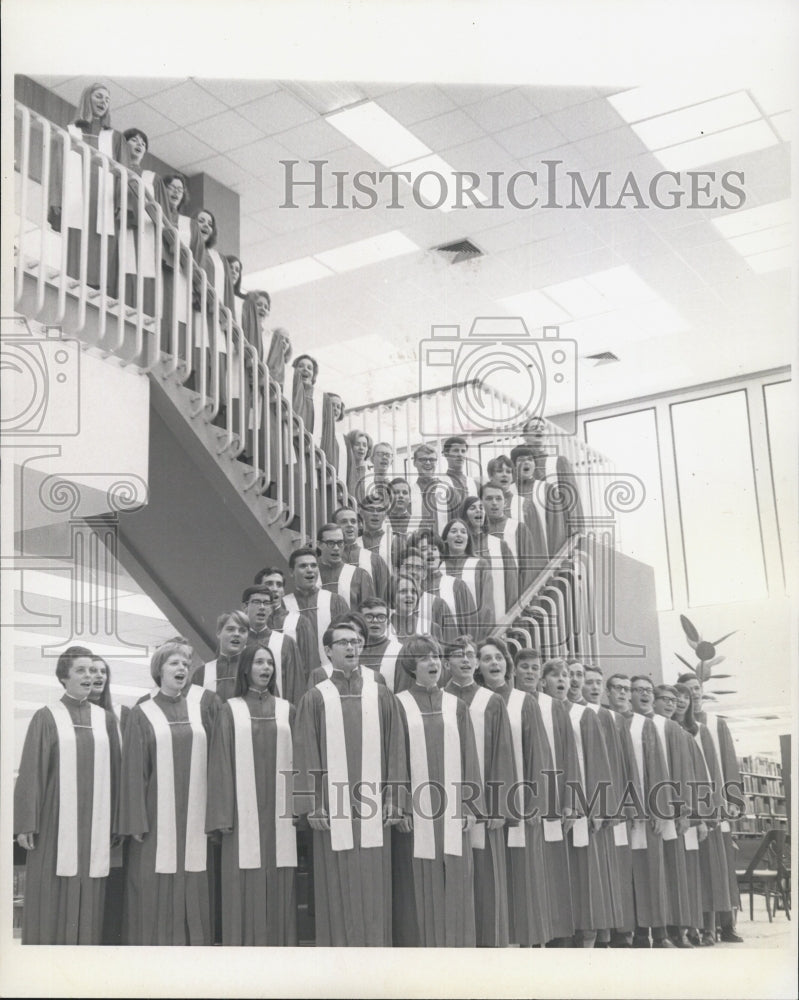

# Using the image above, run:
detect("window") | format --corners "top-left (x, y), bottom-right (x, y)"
top-left (763, 380), bottom-right (795, 592)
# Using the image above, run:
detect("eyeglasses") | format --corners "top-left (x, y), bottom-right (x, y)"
top-left (655, 695), bottom-right (677, 705)
top-left (321, 539), bottom-right (344, 547)
top-left (363, 613), bottom-right (388, 623)
top-left (330, 638), bottom-right (361, 649)
top-left (631, 686), bottom-right (652, 694)
top-left (247, 598), bottom-right (272, 608)
top-left (609, 684), bottom-right (631, 692)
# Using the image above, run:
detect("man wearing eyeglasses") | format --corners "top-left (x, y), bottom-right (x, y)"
top-left (240, 586), bottom-right (305, 705)
top-left (651, 684), bottom-right (702, 947)
top-left (251, 566), bottom-right (317, 682)
top-left (294, 622), bottom-right (407, 946)
top-left (334, 505), bottom-right (391, 604)
top-left (317, 523), bottom-right (375, 611)
top-left (409, 443), bottom-right (447, 535)
top-left (605, 674), bottom-right (632, 717)
top-left (627, 675), bottom-right (672, 948)
top-left (357, 598), bottom-right (404, 693)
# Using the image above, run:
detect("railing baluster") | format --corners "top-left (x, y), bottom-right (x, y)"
top-left (15, 106), bottom-right (31, 307)
top-left (35, 119), bottom-right (51, 317)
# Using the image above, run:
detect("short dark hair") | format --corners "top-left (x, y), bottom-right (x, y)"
top-left (397, 635), bottom-right (441, 678)
top-left (487, 455), bottom-right (513, 477)
top-left (584, 663), bottom-right (603, 676)
top-left (317, 522), bottom-right (342, 542)
top-left (477, 636), bottom-right (513, 677)
top-left (322, 621), bottom-right (361, 651)
top-left (55, 645), bottom-right (93, 684)
top-left (254, 566), bottom-right (284, 585)
top-left (123, 127), bottom-right (149, 149)
top-left (542, 658), bottom-right (569, 679)
top-left (514, 648), bottom-right (542, 667)
top-left (606, 673), bottom-right (630, 690)
top-left (289, 546), bottom-right (318, 570)
top-left (654, 684), bottom-right (678, 699)
top-left (509, 445), bottom-right (536, 465)
top-left (444, 635), bottom-right (478, 658)
top-left (359, 596), bottom-right (389, 614)
top-left (242, 585), bottom-right (272, 605)
top-left (479, 482), bottom-right (504, 500)
top-left (442, 436), bottom-right (468, 453)
top-left (329, 612), bottom-right (369, 642)
top-left (293, 354), bottom-right (319, 382)
top-left (389, 477), bottom-right (410, 489)
top-left (677, 672), bottom-right (698, 685)
top-left (631, 675), bottom-right (654, 691)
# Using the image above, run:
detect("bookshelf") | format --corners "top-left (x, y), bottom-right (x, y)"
top-left (735, 755), bottom-right (788, 836)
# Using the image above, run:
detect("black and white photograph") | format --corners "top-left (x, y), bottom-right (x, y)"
top-left (1, 1), bottom-right (796, 997)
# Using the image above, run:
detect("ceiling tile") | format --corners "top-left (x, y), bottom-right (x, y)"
top-left (464, 88), bottom-right (540, 133)
top-left (360, 82), bottom-right (409, 100)
top-left (112, 101), bottom-right (180, 141)
top-left (226, 136), bottom-right (295, 181)
top-left (526, 87), bottom-right (599, 115)
top-left (145, 80), bottom-right (229, 125)
top-left (547, 98), bottom-right (627, 142)
top-left (152, 129), bottom-right (218, 171)
top-left (438, 83), bottom-right (513, 108)
top-left (375, 84), bottom-right (457, 125)
top-left (411, 109), bottom-right (486, 150)
top-left (238, 90), bottom-right (318, 133)
top-left (49, 77), bottom-right (140, 114)
top-left (111, 77), bottom-right (185, 99)
top-left (276, 118), bottom-right (352, 158)
top-left (573, 126), bottom-right (651, 167)
top-left (494, 117), bottom-right (569, 159)
top-left (185, 110), bottom-right (264, 152)
top-left (194, 78), bottom-right (281, 108)
top-left (238, 180), bottom-right (284, 215)
top-left (441, 135), bottom-right (519, 176)
top-left (183, 154), bottom-right (254, 190)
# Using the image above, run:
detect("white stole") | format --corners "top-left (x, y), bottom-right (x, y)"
top-left (628, 714), bottom-right (648, 850)
top-left (512, 482), bottom-right (548, 552)
top-left (311, 385), bottom-right (325, 448)
top-left (467, 686), bottom-right (493, 849)
top-left (537, 693), bottom-right (564, 842)
top-left (335, 429), bottom-right (348, 481)
top-left (228, 696), bottom-right (297, 869)
top-left (285, 589), bottom-right (332, 664)
top-left (282, 611), bottom-right (301, 643)
top-left (506, 690), bottom-right (527, 848)
top-left (567, 703), bottom-right (590, 847)
top-left (317, 677), bottom-right (382, 851)
top-left (202, 659), bottom-right (218, 692)
top-left (124, 168), bottom-right (156, 276)
top-left (48, 701), bottom-right (111, 878)
top-left (139, 688), bottom-right (208, 873)
top-left (501, 519), bottom-right (520, 561)
top-left (651, 715), bottom-right (678, 840)
top-left (377, 637), bottom-right (404, 693)
top-left (337, 563), bottom-right (356, 606)
top-left (64, 125), bottom-right (115, 234)
top-left (461, 558), bottom-right (479, 606)
top-left (398, 690), bottom-right (462, 858)
top-left (485, 534), bottom-right (507, 615)
top-left (704, 713), bottom-right (731, 831)
top-left (587, 703), bottom-right (629, 847)
top-left (266, 632), bottom-right (284, 698)
top-left (438, 575), bottom-right (457, 619)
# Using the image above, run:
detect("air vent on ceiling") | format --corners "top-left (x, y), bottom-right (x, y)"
top-left (584, 351), bottom-right (620, 366)
top-left (431, 238), bottom-right (484, 264)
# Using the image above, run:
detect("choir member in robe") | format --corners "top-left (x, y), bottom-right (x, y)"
top-left (392, 636), bottom-right (482, 946)
top-left (225, 254), bottom-right (246, 326)
top-left (388, 477), bottom-right (412, 538)
top-left (544, 659), bottom-right (613, 947)
top-left (192, 610), bottom-right (250, 702)
top-left (390, 575), bottom-right (445, 664)
top-left (581, 664), bottom-right (636, 947)
top-left (445, 636), bottom-right (515, 947)
top-left (673, 680), bottom-right (736, 946)
top-left (241, 587), bottom-right (306, 704)
top-left (346, 429), bottom-right (373, 502)
top-left (88, 655), bottom-right (128, 944)
top-left (369, 441), bottom-right (394, 487)
top-left (358, 493), bottom-right (403, 588)
top-left (119, 637), bottom-right (220, 945)
top-left (48, 82), bottom-right (131, 289)
top-left (409, 443), bottom-right (448, 535)
top-left (294, 622), bottom-right (407, 945)
top-left (397, 550), bottom-right (455, 644)
top-left (291, 354), bottom-right (319, 440)
top-left (441, 436), bottom-right (481, 521)
top-left (440, 518), bottom-right (497, 639)
top-left (678, 672), bottom-right (744, 941)
top-left (478, 639), bottom-right (553, 947)
top-left (605, 673), bottom-right (632, 714)
top-left (336, 505), bottom-right (390, 603)
top-left (253, 565), bottom-right (317, 676)
top-left (513, 648), bottom-right (543, 696)
top-left (507, 446), bottom-right (551, 560)
top-left (566, 659), bottom-right (587, 706)
top-left (283, 547), bottom-right (349, 674)
top-left (206, 641), bottom-right (298, 945)
top-left (652, 685), bottom-right (704, 946)
top-left (15, 646), bottom-right (122, 945)
top-left (306, 612), bottom-right (388, 690)
top-left (628, 676), bottom-right (673, 947)
top-left (317, 522), bottom-right (375, 609)
top-left (520, 418), bottom-right (584, 551)
top-left (414, 529), bottom-right (479, 640)
top-left (481, 482), bottom-right (539, 596)
top-left (460, 496), bottom-right (519, 616)
top-left (155, 172), bottom-right (195, 375)
top-left (486, 454), bottom-right (515, 499)
top-left (358, 597), bottom-right (405, 692)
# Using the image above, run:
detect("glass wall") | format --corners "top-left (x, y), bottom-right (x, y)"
top-left (763, 380), bottom-right (796, 592)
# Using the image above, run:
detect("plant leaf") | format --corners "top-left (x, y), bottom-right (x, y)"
top-left (674, 653), bottom-right (695, 672)
top-left (711, 631), bottom-right (738, 646)
top-left (680, 615), bottom-right (700, 642)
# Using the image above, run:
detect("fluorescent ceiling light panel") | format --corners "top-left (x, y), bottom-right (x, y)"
top-left (607, 82), bottom-right (734, 123)
top-left (585, 265), bottom-right (659, 306)
top-left (654, 120), bottom-right (779, 170)
top-left (711, 198), bottom-right (792, 239)
top-left (632, 92), bottom-right (760, 150)
top-left (246, 257), bottom-right (334, 292)
top-left (770, 111), bottom-right (794, 143)
top-left (394, 153), bottom-right (489, 212)
top-left (728, 224), bottom-right (791, 258)
top-left (499, 290), bottom-right (572, 326)
top-left (315, 230), bottom-right (419, 272)
top-left (541, 276), bottom-right (615, 318)
top-left (326, 101), bottom-right (431, 167)
top-left (745, 245), bottom-right (792, 273)
top-left (751, 79), bottom-right (793, 116)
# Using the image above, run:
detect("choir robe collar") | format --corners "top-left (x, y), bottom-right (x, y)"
top-left (327, 665), bottom-right (367, 694)
top-left (486, 517), bottom-right (509, 535)
top-left (245, 687), bottom-right (274, 705)
top-left (214, 652), bottom-right (240, 675)
top-left (409, 682), bottom-right (442, 709)
top-left (487, 681), bottom-right (512, 703)
top-left (361, 530), bottom-right (385, 550)
top-left (445, 679), bottom-right (478, 704)
top-left (154, 689), bottom-right (184, 705)
top-left (249, 625), bottom-right (274, 643)
top-left (62, 692), bottom-right (90, 707)
top-left (293, 586), bottom-right (321, 606)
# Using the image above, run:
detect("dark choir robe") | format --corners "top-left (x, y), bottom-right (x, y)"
top-left (533, 692), bottom-right (579, 940)
top-left (532, 452), bottom-right (584, 556)
top-left (610, 710), bottom-right (642, 933)
top-left (156, 206), bottom-right (202, 374)
top-left (672, 725), bottom-right (705, 931)
top-left (409, 474), bottom-right (448, 535)
top-left (192, 653), bottom-right (240, 703)
top-left (307, 663), bottom-right (388, 689)
top-left (702, 712), bottom-right (743, 909)
top-left (282, 588), bottom-right (349, 675)
top-left (206, 690), bottom-right (297, 945)
top-left (392, 685), bottom-right (482, 947)
top-left (110, 162), bottom-right (159, 314)
top-left (442, 470), bottom-right (481, 521)
top-left (688, 725), bottom-right (732, 917)
top-left (268, 604), bottom-right (317, 685)
top-left (14, 695), bottom-right (121, 944)
top-left (344, 540), bottom-right (391, 604)
top-left (294, 668), bottom-right (407, 946)
top-left (440, 555), bottom-right (497, 640)
top-left (504, 487), bottom-right (548, 568)
top-left (48, 120), bottom-right (131, 288)
top-left (563, 702), bottom-right (613, 934)
top-left (423, 570), bottom-right (478, 641)
top-left (444, 680), bottom-right (516, 947)
top-left (389, 612), bottom-right (445, 693)
top-left (472, 532), bottom-right (519, 617)
top-left (245, 626), bottom-right (306, 706)
top-left (359, 634), bottom-right (406, 693)
top-left (318, 561), bottom-right (375, 610)
top-left (650, 715), bottom-right (695, 930)
top-left (625, 713), bottom-right (670, 930)
top-left (388, 511), bottom-right (411, 539)
top-left (119, 688), bottom-right (220, 945)
top-left (487, 516), bottom-right (538, 596)
top-left (360, 526), bottom-right (404, 575)
top-left (495, 682), bottom-right (553, 947)
top-left (585, 703), bottom-right (633, 934)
